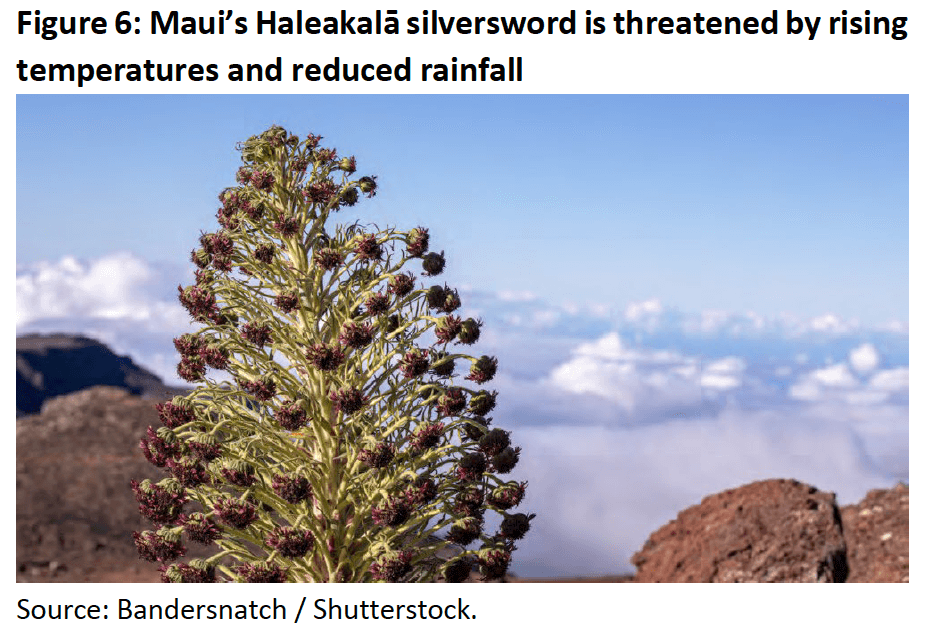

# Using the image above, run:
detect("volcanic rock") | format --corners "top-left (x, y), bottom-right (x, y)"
top-left (840, 483), bottom-right (909, 582)
top-left (630, 478), bottom-right (848, 582)
top-left (17, 333), bottom-right (174, 416)
top-left (16, 386), bottom-right (208, 583)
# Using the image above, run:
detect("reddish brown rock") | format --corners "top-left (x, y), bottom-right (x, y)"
top-left (16, 386), bottom-right (207, 583)
top-left (630, 479), bottom-right (848, 582)
top-left (840, 483), bottom-right (909, 583)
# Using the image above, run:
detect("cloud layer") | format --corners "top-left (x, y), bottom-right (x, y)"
top-left (16, 254), bottom-right (909, 577)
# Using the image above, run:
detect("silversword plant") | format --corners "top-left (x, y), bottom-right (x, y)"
top-left (133, 125), bottom-right (532, 582)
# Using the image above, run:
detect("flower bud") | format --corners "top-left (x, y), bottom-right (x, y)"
top-left (303, 180), bottom-right (339, 205)
top-left (155, 398), bottom-right (195, 428)
top-left (487, 481), bottom-right (527, 510)
top-left (354, 234), bottom-right (381, 260)
top-left (410, 422), bottom-right (445, 452)
top-left (364, 292), bottom-right (391, 315)
top-left (456, 452), bottom-right (487, 482)
top-left (240, 322), bottom-right (272, 348)
top-left (274, 292), bottom-right (300, 314)
top-left (479, 428), bottom-right (511, 457)
top-left (443, 558), bottom-right (473, 583)
top-left (221, 459), bottom-right (256, 487)
top-left (213, 498), bottom-right (257, 529)
top-left (313, 247), bottom-right (343, 270)
top-left (236, 166), bottom-right (253, 185)
top-left (478, 547), bottom-right (512, 581)
top-left (250, 169), bottom-right (275, 192)
top-left (446, 516), bottom-right (483, 545)
top-left (468, 390), bottom-right (497, 417)
top-left (458, 318), bottom-right (482, 345)
top-left (236, 562), bottom-right (288, 583)
top-left (338, 156), bottom-right (357, 173)
top-left (466, 356), bottom-right (498, 384)
top-left (406, 227), bottom-right (429, 257)
top-left (131, 479), bottom-right (187, 525)
top-left (173, 333), bottom-right (205, 357)
top-left (359, 176), bottom-right (377, 196)
top-left (429, 352), bottom-right (456, 377)
top-left (399, 349), bottom-right (430, 379)
top-left (305, 342), bottom-right (345, 371)
top-left (371, 495), bottom-right (412, 527)
top-left (339, 321), bottom-right (375, 349)
top-left (265, 526), bottom-right (315, 558)
top-left (180, 512), bottom-right (221, 544)
top-left (253, 244), bottom-right (275, 264)
top-left (436, 388), bottom-right (467, 417)
top-left (240, 378), bottom-right (276, 401)
top-left (134, 529), bottom-right (186, 563)
top-left (341, 186), bottom-right (359, 207)
top-left (453, 487), bottom-right (485, 517)
top-left (329, 386), bottom-right (366, 415)
top-left (490, 446), bottom-right (521, 474)
top-left (425, 285), bottom-right (446, 310)
top-left (139, 426), bottom-right (181, 468)
top-left (499, 513), bottom-right (535, 540)
top-left (271, 473), bottom-right (311, 504)
top-left (273, 215), bottom-right (300, 237)
top-left (177, 355), bottom-right (206, 382)
top-left (442, 288), bottom-right (461, 314)
top-left (404, 474), bottom-right (438, 506)
top-left (167, 457), bottom-right (209, 487)
top-left (190, 248), bottom-right (210, 269)
top-left (161, 560), bottom-right (217, 583)
top-left (201, 344), bottom-right (229, 370)
top-left (369, 550), bottom-right (413, 582)
top-left (388, 273), bottom-right (415, 297)
top-left (434, 315), bottom-right (462, 344)
top-left (188, 439), bottom-right (222, 463)
top-left (422, 251), bottom-right (446, 276)
top-left (358, 442), bottom-right (395, 469)
top-left (275, 400), bottom-right (308, 431)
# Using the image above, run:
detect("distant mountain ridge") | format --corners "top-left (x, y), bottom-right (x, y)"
top-left (16, 333), bottom-right (180, 417)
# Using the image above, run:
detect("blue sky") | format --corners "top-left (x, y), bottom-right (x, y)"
top-left (16, 94), bottom-right (907, 325)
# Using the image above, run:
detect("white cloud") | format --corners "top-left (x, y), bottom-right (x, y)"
top-left (624, 298), bottom-right (663, 322)
top-left (16, 253), bottom-right (189, 331)
top-left (849, 343), bottom-right (881, 373)
top-left (869, 367), bottom-right (909, 392)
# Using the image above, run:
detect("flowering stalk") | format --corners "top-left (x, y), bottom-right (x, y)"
top-left (134, 125), bottom-right (532, 582)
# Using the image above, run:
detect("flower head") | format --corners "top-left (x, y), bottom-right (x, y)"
top-left (466, 356), bottom-right (498, 384)
top-left (421, 251), bottom-right (446, 276)
top-left (354, 234), bottom-right (381, 260)
top-left (134, 530), bottom-right (186, 563)
top-left (180, 513), bottom-right (222, 544)
top-left (240, 322), bottom-right (272, 348)
top-left (305, 342), bottom-right (345, 371)
top-left (236, 562), bottom-right (288, 583)
top-left (131, 479), bottom-right (187, 525)
top-left (339, 321), bottom-right (375, 349)
top-left (265, 527), bottom-right (315, 558)
top-left (160, 561), bottom-right (217, 583)
top-left (369, 550), bottom-right (413, 582)
top-left (271, 473), bottom-right (311, 504)
top-left (406, 227), bottom-right (429, 257)
top-left (329, 386), bottom-right (366, 415)
top-left (213, 498), bottom-right (257, 529)
top-left (275, 400), bottom-right (307, 431)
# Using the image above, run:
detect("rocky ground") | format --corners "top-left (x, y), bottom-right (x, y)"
top-left (15, 335), bottom-right (908, 583)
